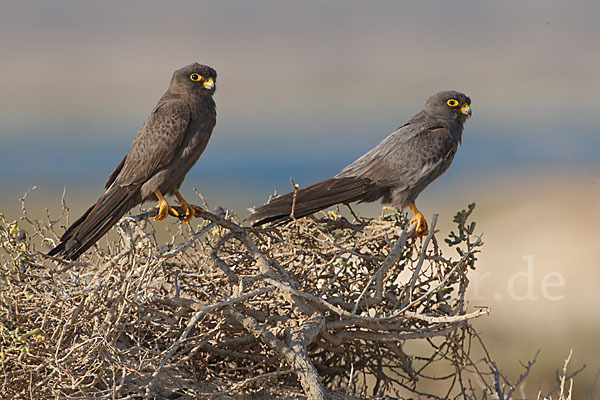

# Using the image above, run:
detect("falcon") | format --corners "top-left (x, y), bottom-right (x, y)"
top-left (247, 90), bottom-right (471, 236)
top-left (49, 63), bottom-right (217, 260)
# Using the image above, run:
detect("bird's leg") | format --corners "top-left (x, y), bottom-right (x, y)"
top-left (154, 189), bottom-right (174, 221)
top-left (408, 202), bottom-right (428, 237)
top-left (173, 189), bottom-right (196, 222)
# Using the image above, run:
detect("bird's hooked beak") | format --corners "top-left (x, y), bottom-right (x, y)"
top-left (203, 77), bottom-right (215, 90)
top-left (460, 103), bottom-right (472, 117)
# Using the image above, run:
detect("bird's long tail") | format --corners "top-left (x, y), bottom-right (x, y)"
top-left (247, 176), bottom-right (385, 226)
top-left (48, 186), bottom-right (140, 260)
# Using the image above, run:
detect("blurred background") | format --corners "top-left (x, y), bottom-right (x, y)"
top-left (1, 0), bottom-right (599, 396)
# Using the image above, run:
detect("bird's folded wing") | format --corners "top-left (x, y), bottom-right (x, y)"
top-left (336, 122), bottom-right (454, 189)
top-left (106, 99), bottom-right (191, 189)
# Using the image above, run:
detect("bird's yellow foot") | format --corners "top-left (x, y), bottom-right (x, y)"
top-left (408, 202), bottom-right (428, 237)
top-left (154, 189), bottom-right (173, 221)
top-left (173, 189), bottom-right (195, 222)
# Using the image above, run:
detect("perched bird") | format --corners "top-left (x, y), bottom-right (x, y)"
top-left (247, 90), bottom-right (471, 236)
top-left (49, 63), bottom-right (217, 260)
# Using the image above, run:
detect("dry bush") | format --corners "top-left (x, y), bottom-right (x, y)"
top-left (0, 190), bottom-right (590, 399)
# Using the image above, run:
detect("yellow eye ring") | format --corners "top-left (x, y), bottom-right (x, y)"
top-left (190, 73), bottom-right (202, 81)
top-left (446, 99), bottom-right (459, 107)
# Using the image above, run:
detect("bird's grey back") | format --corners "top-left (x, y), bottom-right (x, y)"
top-left (336, 100), bottom-right (465, 208)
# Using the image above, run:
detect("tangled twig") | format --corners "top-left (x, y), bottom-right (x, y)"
top-left (3, 197), bottom-right (579, 399)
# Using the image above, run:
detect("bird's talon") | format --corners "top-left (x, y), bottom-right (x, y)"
top-left (154, 189), bottom-right (173, 221)
top-left (178, 203), bottom-right (195, 222)
top-left (154, 203), bottom-right (170, 221)
top-left (172, 188), bottom-right (197, 222)
top-left (408, 214), bottom-right (428, 237)
top-left (408, 203), bottom-right (428, 237)
top-left (416, 225), bottom-right (428, 237)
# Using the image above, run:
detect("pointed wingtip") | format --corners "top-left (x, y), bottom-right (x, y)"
top-left (47, 243), bottom-right (64, 257)
top-left (47, 242), bottom-right (79, 261)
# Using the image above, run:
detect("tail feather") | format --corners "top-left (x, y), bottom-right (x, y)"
top-left (48, 186), bottom-right (140, 260)
top-left (248, 177), bottom-right (387, 225)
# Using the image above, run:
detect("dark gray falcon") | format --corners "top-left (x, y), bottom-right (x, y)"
top-left (247, 90), bottom-right (471, 236)
top-left (49, 63), bottom-right (217, 260)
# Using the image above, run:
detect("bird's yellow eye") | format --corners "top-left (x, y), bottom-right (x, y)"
top-left (446, 99), bottom-right (459, 107)
top-left (190, 73), bottom-right (202, 82)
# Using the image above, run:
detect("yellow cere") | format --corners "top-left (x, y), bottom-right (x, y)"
top-left (460, 103), bottom-right (471, 116)
top-left (202, 77), bottom-right (215, 90)
top-left (446, 99), bottom-right (459, 107)
top-left (190, 73), bottom-right (202, 81)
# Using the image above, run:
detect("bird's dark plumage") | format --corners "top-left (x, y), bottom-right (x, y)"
top-left (49, 63), bottom-right (217, 259)
top-left (248, 90), bottom-right (471, 234)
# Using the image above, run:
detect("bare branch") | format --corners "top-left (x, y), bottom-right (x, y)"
top-left (5, 196), bottom-right (568, 400)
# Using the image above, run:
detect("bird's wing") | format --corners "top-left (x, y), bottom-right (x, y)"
top-left (106, 99), bottom-right (191, 189)
top-left (336, 120), bottom-right (456, 190)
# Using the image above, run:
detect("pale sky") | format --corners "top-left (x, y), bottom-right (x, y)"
top-left (1, 0), bottom-right (598, 195)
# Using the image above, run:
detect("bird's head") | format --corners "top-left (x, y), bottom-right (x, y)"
top-left (170, 63), bottom-right (217, 96)
top-left (423, 90), bottom-right (471, 122)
